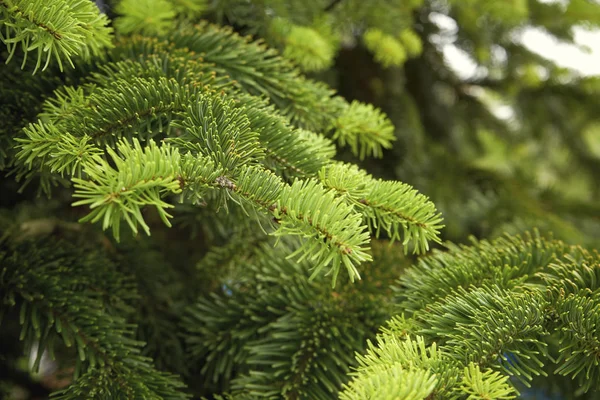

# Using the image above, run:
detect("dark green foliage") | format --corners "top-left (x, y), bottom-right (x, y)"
top-left (182, 240), bottom-right (400, 398)
top-left (0, 235), bottom-right (187, 399)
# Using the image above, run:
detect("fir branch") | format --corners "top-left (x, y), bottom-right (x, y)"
top-left (340, 336), bottom-right (444, 400)
top-left (15, 121), bottom-right (102, 178)
top-left (236, 95), bottom-right (336, 178)
top-left (332, 101), bottom-right (396, 160)
top-left (39, 85), bottom-right (93, 124)
top-left (231, 164), bottom-right (284, 211)
top-left (319, 162), bottom-right (443, 254)
top-left (318, 162), bottom-right (371, 201)
top-left (184, 242), bottom-right (387, 398)
top-left (112, 29), bottom-right (394, 161)
top-left (70, 77), bottom-right (192, 141)
top-left (91, 52), bottom-right (234, 93)
top-left (183, 293), bottom-right (268, 390)
top-left (182, 244), bottom-right (303, 390)
top-left (234, 301), bottom-right (367, 399)
top-left (0, 0), bottom-right (113, 72)
top-left (346, 232), bottom-right (600, 396)
top-left (553, 294), bottom-right (600, 392)
top-left (177, 152), bottom-right (224, 204)
top-left (95, 52), bottom-right (333, 177)
top-left (421, 286), bottom-right (550, 384)
top-left (363, 29), bottom-right (407, 68)
top-left (114, 0), bottom-right (176, 36)
top-left (216, 165), bottom-right (371, 284)
top-left (15, 76), bottom-right (195, 184)
top-left (110, 239), bottom-right (192, 375)
top-left (341, 366), bottom-right (437, 400)
top-left (72, 139), bottom-right (182, 240)
top-left (542, 251), bottom-right (600, 392)
top-left (169, 92), bottom-right (265, 171)
top-left (282, 23), bottom-right (336, 72)
top-left (394, 231), bottom-right (571, 314)
top-left (458, 363), bottom-right (517, 399)
top-left (362, 179), bottom-right (443, 253)
top-left (273, 178), bottom-right (372, 286)
top-left (0, 57), bottom-right (64, 170)
top-left (70, 148), bottom-right (368, 284)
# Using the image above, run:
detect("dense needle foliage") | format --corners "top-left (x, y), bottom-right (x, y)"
top-left (1, 0), bottom-right (599, 399)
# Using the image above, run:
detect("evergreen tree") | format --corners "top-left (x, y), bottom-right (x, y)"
top-left (0, 1), bottom-right (599, 399)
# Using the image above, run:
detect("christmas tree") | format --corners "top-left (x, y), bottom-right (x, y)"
top-left (1, 0), bottom-right (599, 399)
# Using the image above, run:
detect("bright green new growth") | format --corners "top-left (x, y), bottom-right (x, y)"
top-left (268, 17), bottom-right (337, 72)
top-left (203, 0), bottom-right (424, 70)
top-left (363, 28), bottom-right (407, 68)
top-left (341, 335), bottom-right (442, 400)
top-left (341, 364), bottom-right (438, 400)
top-left (72, 139), bottom-right (183, 239)
top-left (114, 0), bottom-right (209, 34)
top-left (283, 24), bottom-right (335, 72)
top-left (460, 363), bottom-right (516, 400)
top-left (115, 0), bottom-right (176, 35)
top-left (273, 178), bottom-right (372, 285)
top-left (0, 0), bottom-right (113, 72)
top-left (333, 101), bottom-right (396, 159)
top-left (398, 29), bottom-right (422, 57)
